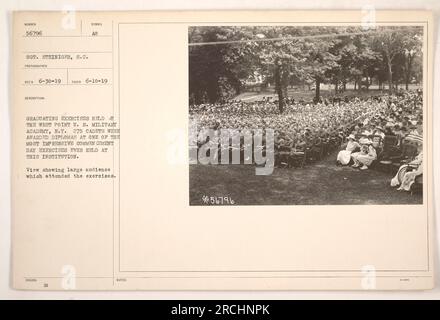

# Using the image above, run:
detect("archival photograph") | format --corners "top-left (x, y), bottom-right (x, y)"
top-left (188, 25), bottom-right (424, 205)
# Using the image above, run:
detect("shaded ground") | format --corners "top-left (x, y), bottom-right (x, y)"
top-left (189, 151), bottom-right (422, 205)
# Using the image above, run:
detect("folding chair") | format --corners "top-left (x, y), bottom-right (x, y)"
top-left (411, 174), bottom-right (423, 195)
top-left (377, 135), bottom-right (400, 173)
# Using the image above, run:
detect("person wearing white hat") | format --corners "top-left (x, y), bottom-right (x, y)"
top-left (336, 134), bottom-right (360, 165)
top-left (351, 138), bottom-right (377, 170)
top-left (373, 126), bottom-right (385, 139)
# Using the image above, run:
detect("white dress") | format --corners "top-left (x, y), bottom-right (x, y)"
top-left (352, 145), bottom-right (377, 166)
top-left (337, 141), bottom-right (360, 165)
top-left (391, 152), bottom-right (423, 190)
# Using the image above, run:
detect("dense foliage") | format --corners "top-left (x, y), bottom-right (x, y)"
top-left (189, 26), bottom-right (423, 112)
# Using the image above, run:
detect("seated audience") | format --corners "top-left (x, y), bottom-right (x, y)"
top-left (336, 134), bottom-right (360, 166)
top-left (351, 138), bottom-right (377, 170)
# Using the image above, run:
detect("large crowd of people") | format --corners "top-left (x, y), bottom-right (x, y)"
top-left (189, 90), bottom-right (424, 192)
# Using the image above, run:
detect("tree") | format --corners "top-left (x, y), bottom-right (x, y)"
top-left (189, 27), bottom-right (255, 104)
top-left (189, 26), bottom-right (423, 107)
top-left (370, 27), bottom-right (406, 93)
top-left (401, 30), bottom-right (423, 89)
top-left (248, 26), bottom-right (309, 112)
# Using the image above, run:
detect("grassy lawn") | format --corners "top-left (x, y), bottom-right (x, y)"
top-left (189, 151), bottom-right (423, 205)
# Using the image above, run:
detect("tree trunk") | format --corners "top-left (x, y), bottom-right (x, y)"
top-left (405, 54), bottom-right (414, 91)
top-left (315, 78), bottom-right (321, 102)
top-left (405, 66), bottom-right (411, 91)
top-left (274, 63), bottom-right (284, 113)
top-left (386, 54), bottom-right (393, 93)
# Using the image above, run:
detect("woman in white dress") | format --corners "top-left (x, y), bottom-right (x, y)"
top-left (391, 142), bottom-right (423, 191)
top-left (351, 138), bottom-right (377, 170)
top-left (336, 134), bottom-right (360, 165)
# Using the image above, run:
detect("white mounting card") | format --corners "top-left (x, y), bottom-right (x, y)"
top-left (11, 10), bottom-right (434, 290)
